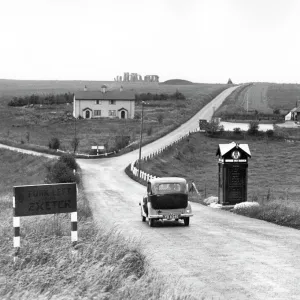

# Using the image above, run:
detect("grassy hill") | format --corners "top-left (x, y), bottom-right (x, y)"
top-left (0, 79), bottom-right (229, 154)
top-left (162, 79), bottom-right (194, 85)
top-left (215, 82), bottom-right (300, 119)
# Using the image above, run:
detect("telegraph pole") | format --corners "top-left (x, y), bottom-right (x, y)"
top-left (138, 101), bottom-right (145, 179)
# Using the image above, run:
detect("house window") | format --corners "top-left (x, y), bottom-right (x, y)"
top-left (109, 100), bottom-right (116, 105)
top-left (109, 110), bottom-right (116, 117)
top-left (95, 100), bottom-right (102, 105)
top-left (94, 110), bottom-right (101, 116)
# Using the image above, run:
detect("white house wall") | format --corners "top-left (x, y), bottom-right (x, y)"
top-left (74, 99), bottom-right (135, 119)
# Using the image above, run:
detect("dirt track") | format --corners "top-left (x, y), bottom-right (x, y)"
top-left (78, 86), bottom-right (300, 300)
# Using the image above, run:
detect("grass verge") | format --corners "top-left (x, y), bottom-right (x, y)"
top-left (0, 149), bottom-right (196, 299)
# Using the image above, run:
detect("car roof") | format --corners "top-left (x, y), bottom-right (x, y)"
top-left (149, 177), bottom-right (187, 184)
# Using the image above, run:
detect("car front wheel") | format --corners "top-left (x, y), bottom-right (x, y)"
top-left (184, 217), bottom-right (190, 226)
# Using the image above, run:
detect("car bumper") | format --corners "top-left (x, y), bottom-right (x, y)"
top-left (148, 213), bottom-right (193, 219)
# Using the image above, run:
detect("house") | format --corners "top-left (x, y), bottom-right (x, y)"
top-left (285, 107), bottom-right (300, 121)
top-left (73, 85), bottom-right (135, 119)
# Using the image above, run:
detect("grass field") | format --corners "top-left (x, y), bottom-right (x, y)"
top-left (215, 82), bottom-right (300, 118)
top-left (0, 79), bottom-right (229, 154)
top-left (0, 149), bottom-right (196, 299)
top-left (141, 133), bottom-right (300, 203)
top-left (267, 83), bottom-right (300, 110)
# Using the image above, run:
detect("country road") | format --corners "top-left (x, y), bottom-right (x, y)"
top-left (78, 85), bottom-right (300, 300)
top-left (2, 86), bottom-right (299, 299)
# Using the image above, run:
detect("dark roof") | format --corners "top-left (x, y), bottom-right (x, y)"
top-left (75, 90), bottom-right (135, 100)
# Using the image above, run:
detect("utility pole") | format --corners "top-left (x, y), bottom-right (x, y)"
top-left (138, 101), bottom-right (145, 179)
top-left (74, 114), bottom-right (77, 154)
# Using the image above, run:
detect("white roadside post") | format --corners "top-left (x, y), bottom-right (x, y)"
top-left (13, 196), bottom-right (20, 262)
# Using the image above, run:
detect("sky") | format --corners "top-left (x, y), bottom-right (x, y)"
top-left (0, 0), bottom-right (300, 84)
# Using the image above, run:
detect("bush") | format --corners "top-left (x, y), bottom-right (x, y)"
top-left (59, 153), bottom-right (78, 171)
top-left (45, 161), bottom-right (79, 184)
top-left (233, 127), bottom-right (241, 134)
top-left (48, 137), bottom-right (60, 150)
top-left (247, 121), bottom-right (259, 135)
top-left (266, 129), bottom-right (274, 138)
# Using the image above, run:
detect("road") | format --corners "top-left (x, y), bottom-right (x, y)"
top-left (78, 86), bottom-right (300, 300)
top-left (242, 83), bottom-right (273, 114)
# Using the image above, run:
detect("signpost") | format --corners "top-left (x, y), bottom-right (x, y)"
top-left (216, 142), bottom-right (251, 205)
top-left (91, 145), bottom-right (105, 155)
top-left (13, 183), bottom-right (77, 261)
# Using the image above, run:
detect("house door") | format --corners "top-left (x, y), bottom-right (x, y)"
top-left (85, 110), bottom-right (90, 119)
top-left (121, 110), bottom-right (126, 119)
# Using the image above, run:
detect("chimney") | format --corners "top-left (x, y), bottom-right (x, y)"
top-left (120, 85), bottom-right (123, 92)
top-left (101, 85), bottom-right (107, 93)
top-left (84, 85), bottom-right (87, 91)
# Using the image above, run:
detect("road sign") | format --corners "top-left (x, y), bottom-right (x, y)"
top-left (14, 183), bottom-right (77, 217)
top-left (13, 182), bottom-right (78, 262)
top-left (91, 145), bottom-right (105, 150)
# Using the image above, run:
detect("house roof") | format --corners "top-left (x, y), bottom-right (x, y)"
top-left (216, 142), bottom-right (251, 157)
top-left (75, 90), bottom-right (135, 100)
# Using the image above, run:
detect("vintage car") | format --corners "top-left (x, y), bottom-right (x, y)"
top-left (139, 177), bottom-right (193, 227)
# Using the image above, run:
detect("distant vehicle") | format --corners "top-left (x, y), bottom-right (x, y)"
top-left (139, 177), bottom-right (193, 227)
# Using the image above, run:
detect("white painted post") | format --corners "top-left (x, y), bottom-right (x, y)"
top-left (71, 212), bottom-right (78, 247)
top-left (13, 195), bottom-right (20, 263)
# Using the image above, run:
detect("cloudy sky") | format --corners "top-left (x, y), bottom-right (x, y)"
top-left (0, 0), bottom-right (299, 83)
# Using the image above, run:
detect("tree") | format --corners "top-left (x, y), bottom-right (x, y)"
top-left (227, 78), bottom-right (233, 84)
top-left (247, 120), bottom-right (259, 135)
top-left (48, 137), bottom-right (60, 150)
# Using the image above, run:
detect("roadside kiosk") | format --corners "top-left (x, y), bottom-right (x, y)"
top-left (216, 142), bottom-right (251, 205)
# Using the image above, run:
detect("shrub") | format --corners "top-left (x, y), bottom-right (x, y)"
top-left (247, 121), bottom-right (259, 135)
top-left (233, 127), bottom-right (241, 134)
top-left (48, 137), bottom-right (60, 150)
top-left (266, 129), bottom-right (274, 138)
top-left (59, 153), bottom-right (78, 171)
top-left (45, 161), bottom-right (79, 184)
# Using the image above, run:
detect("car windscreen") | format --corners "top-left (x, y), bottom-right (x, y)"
top-left (152, 183), bottom-right (186, 195)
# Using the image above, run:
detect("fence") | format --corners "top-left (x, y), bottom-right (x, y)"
top-left (129, 127), bottom-right (200, 182)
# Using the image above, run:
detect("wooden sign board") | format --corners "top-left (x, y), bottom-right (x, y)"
top-left (14, 183), bottom-right (77, 217)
